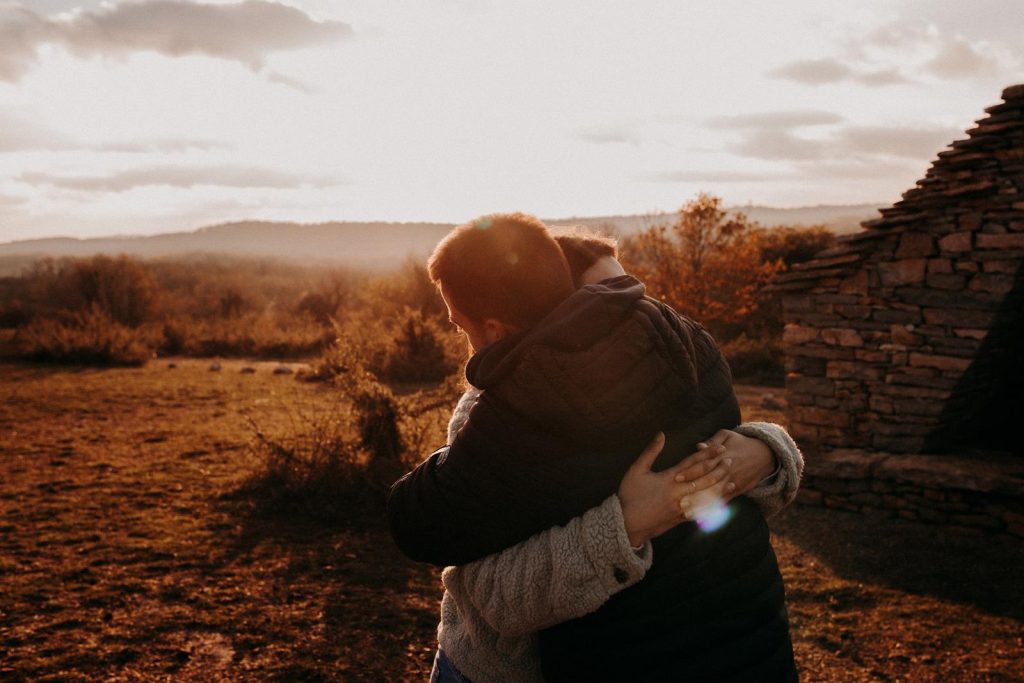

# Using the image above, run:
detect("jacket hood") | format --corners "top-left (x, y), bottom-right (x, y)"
top-left (466, 275), bottom-right (647, 389)
top-left (464, 275), bottom-right (708, 446)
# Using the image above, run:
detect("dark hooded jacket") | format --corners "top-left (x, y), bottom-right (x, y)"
top-left (387, 275), bottom-right (795, 681)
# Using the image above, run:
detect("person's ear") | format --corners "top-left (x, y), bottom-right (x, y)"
top-left (482, 319), bottom-right (514, 345)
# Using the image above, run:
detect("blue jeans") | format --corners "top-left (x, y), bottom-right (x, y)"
top-left (429, 649), bottom-right (472, 683)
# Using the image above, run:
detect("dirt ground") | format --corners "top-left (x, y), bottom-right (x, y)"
top-left (1, 360), bottom-right (1021, 682)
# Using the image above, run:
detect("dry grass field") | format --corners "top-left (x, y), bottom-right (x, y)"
top-left (1, 360), bottom-right (1022, 682)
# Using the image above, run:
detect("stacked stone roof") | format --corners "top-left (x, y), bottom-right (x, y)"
top-left (770, 83), bottom-right (1024, 293)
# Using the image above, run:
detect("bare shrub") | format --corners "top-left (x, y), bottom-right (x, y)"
top-left (311, 307), bottom-right (462, 385)
top-left (234, 366), bottom-right (454, 522)
top-left (13, 308), bottom-right (156, 366)
top-left (236, 402), bottom-right (376, 522)
top-left (159, 312), bottom-right (333, 359)
top-left (378, 308), bottom-right (462, 382)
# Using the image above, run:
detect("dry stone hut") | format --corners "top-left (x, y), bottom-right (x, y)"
top-left (772, 84), bottom-right (1024, 536)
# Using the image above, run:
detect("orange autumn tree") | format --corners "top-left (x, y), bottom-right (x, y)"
top-left (620, 192), bottom-right (783, 339)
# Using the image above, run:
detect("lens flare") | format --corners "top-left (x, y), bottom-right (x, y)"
top-left (695, 499), bottom-right (732, 533)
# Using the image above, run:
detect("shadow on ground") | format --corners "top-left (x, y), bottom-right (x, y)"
top-left (772, 505), bottom-right (1024, 622)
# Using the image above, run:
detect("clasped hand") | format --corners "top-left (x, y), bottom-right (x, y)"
top-left (618, 430), bottom-right (776, 547)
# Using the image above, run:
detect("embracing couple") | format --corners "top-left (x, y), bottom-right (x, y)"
top-left (388, 213), bottom-right (803, 682)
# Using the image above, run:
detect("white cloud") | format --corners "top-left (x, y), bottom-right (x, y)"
top-left (0, 1), bottom-right (351, 82)
top-left (710, 110), bottom-right (843, 130)
top-left (0, 111), bottom-right (229, 153)
top-left (577, 125), bottom-right (642, 146)
top-left (767, 57), bottom-right (911, 87)
top-left (837, 125), bottom-right (963, 160)
top-left (924, 36), bottom-right (1004, 79)
top-left (644, 170), bottom-right (792, 183)
top-left (708, 108), bottom-right (961, 163)
top-left (767, 58), bottom-right (853, 85)
top-left (19, 164), bottom-right (344, 192)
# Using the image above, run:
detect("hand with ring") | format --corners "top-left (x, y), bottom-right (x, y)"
top-left (617, 433), bottom-right (733, 547)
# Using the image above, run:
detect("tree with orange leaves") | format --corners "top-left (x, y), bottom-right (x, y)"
top-left (620, 192), bottom-right (783, 339)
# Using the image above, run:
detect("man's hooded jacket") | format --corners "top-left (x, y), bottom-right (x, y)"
top-left (388, 275), bottom-right (796, 681)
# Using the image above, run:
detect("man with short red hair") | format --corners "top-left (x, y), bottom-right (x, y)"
top-left (427, 212), bottom-right (576, 352)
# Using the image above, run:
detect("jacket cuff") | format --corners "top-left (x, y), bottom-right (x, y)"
top-left (586, 495), bottom-right (653, 593)
top-left (733, 422), bottom-right (804, 518)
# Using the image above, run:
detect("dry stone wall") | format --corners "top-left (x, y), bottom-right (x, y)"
top-left (773, 84), bottom-right (1024, 455)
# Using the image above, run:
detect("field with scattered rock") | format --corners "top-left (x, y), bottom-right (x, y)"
top-left (1, 360), bottom-right (1021, 681)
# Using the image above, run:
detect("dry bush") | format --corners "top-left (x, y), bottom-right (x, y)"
top-left (160, 312), bottom-right (333, 359)
top-left (235, 367), bottom-right (462, 523)
top-left (23, 255), bottom-right (161, 327)
top-left (311, 307), bottom-right (463, 384)
top-left (12, 308), bottom-right (156, 366)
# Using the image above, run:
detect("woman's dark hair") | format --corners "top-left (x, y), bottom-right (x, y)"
top-left (554, 230), bottom-right (619, 287)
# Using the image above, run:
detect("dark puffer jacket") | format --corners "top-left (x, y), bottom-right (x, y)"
top-left (387, 275), bottom-right (795, 681)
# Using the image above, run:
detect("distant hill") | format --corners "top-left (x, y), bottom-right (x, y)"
top-left (0, 204), bottom-right (881, 275)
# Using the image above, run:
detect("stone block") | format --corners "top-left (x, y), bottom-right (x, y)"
top-left (872, 308), bottom-right (922, 324)
top-left (969, 273), bottom-right (1015, 294)
top-left (782, 294), bottom-right (815, 312)
top-left (908, 353), bottom-right (972, 372)
top-left (922, 308), bottom-right (994, 327)
top-left (927, 258), bottom-right (954, 274)
top-left (884, 373), bottom-right (957, 390)
top-left (834, 304), bottom-right (872, 320)
top-left (786, 356), bottom-right (827, 375)
top-left (938, 232), bottom-right (972, 252)
top-left (959, 213), bottom-right (983, 231)
top-left (952, 328), bottom-right (988, 340)
top-left (890, 324), bottom-right (920, 346)
top-left (838, 270), bottom-right (869, 296)
top-left (876, 383), bottom-right (951, 400)
top-left (977, 233), bottom-right (1024, 249)
top-left (791, 346), bottom-right (856, 361)
top-left (795, 406), bottom-right (850, 427)
top-left (821, 328), bottom-right (864, 347)
top-left (787, 376), bottom-right (834, 396)
top-left (783, 324), bottom-right (819, 344)
top-left (873, 434), bottom-right (925, 453)
top-left (895, 232), bottom-right (936, 258)
top-left (896, 287), bottom-right (1003, 310)
top-left (925, 273), bottom-right (967, 290)
top-left (827, 360), bottom-right (882, 381)
top-left (853, 349), bottom-right (890, 362)
top-left (877, 259), bottom-right (927, 287)
top-left (981, 260), bottom-right (1019, 273)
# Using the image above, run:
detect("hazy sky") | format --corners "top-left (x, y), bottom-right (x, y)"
top-left (0, 0), bottom-right (1021, 241)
